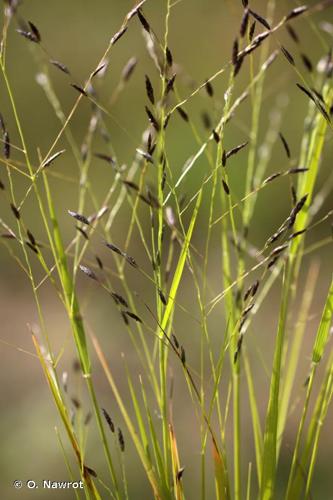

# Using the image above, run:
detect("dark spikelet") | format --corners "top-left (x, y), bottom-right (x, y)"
top-left (1, 230), bottom-right (16, 239)
top-left (84, 412), bottom-right (92, 426)
top-left (267, 256), bottom-right (280, 269)
top-left (296, 84), bottom-right (318, 107)
top-left (249, 21), bottom-right (256, 41)
top-left (161, 170), bottom-right (167, 190)
top-left (251, 280), bottom-right (260, 298)
top-left (264, 172), bottom-right (281, 184)
top-left (156, 250), bottom-right (161, 267)
top-left (10, 203), bottom-right (20, 219)
top-left (286, 6), bottom-right (308, 21)
top-left (118, 428), bottom-right (125, 452)
top-left (244, 283), bottom-right (253, 301)
top-left (136, 148), bottom-right (154, 163)
top-left (147, 133), bottom-right (153, 154)
top-left (242, 0), bottom-right (248, 7)
top-left (267, 228), bottom-right (285, 246)
top-left (291, 185), bottom-right (297, 205)
top-left (94, 153), bottom-right (115, 165)
top-left (172, 334), bottom-right (179, 349)
top-left (68, 210), bottom-right (90, 225)
top-left (111, 26), bottom-right (127, 45)
top-left (234, 336), bottom-right (243, 363)
top-left (165, 74), bottom-right (176, 96)
top-left (96, 255), bottom-right (104, 270)
top-left (26, 241), bottom-right (38, 254)
top-left (249, 9), bottom-right (271, 30)
top-left (163, 114), bottom-right (171, 130)
top-left (166, 47), bottom-right (173, 67)
top-left (212, 130), bottom-right (220, 143)
top-left (0, 178), bottom-right (5, 190)
top-left (205, 79), bottom-right (214, 97)
top-left (177, 107), bottom-right (189, 122)
top-left (222, 179), bottom-right (230, 195)
top-left (84, 466), bottom-right (97, 478)
top-left (145, 106), bottom-right (160, 131)
top-left (288, 229), bottom-right (307, 241)
top-left (3, 131), bottom-right (10, 159)
top-left (226, 141), bottom-right (248, 160)
top-left (286, 24), bottom-right (299, 43)
top-left (301, 54), bottom-right (313, 73)
top-left (102, 408), bottom-right (115, 433)
top-left (158, 289), bottom-right (167, 306)
top-left (28, 21), bottom-right (41, 43)
top-left (240, 9), bottom-right (249, 37)
top-left (27, 230), bottom-right (36, 246)
top-left (201, 111), bottom-right (212, 130)
top-left (176, 468), bottom-right (185, 482)
top-left (242, 302), bottom-right (255, 318)
top-left (288, 194), bottom-right (308, 227)
top-left (293, 194), bottom-right (308, 217)
top-left (220, 151), bottom-right (227, 169)
top-left (180, 346), bottom-right (186, 365)
top-left (149, 140), bottom-right (156, 156)
top-left (105, 242), bottom-right (122, 255)
top-left (124, 253), bottom-right (138, 268)
top-left (71, 397), bottom-right (81, 410)
top-left (76, 226), bottom-right (89, 240)
top-left (121, 57), bottom-right (137, 82)
top-left (42, 149), bottom-right (66, 168)
top-left (79, 265), bottom-right (98, 281)
top-left (232, 38), bottom-right (239, 66)
top-left (269, 243), bottom-right (288, 258)
top-left (70, 84), bottom-right (88, 96)
top-left (50, 59), bottom-right (70, 75)
top-left (287, 167), bottom-right (308, 174)
top-left (111, 292), bottom-right (128, 308)
top-left (279, 132), bottom-right (291, 159)
top-left (73, 359), bottom-right (81, 373)
top-left (17, 29), bottom-right (39, 43)
top-left (121, 311), bottom-right (129, 325)
top-left (233, 55), bottom-right (244, 77)
top-left (123, 180), bottom-right (139, 192)
top-left (145, 75), bottom-right (155, 105)
top-left (124, 311), bottom-right (142, 323)
top-left (92, 63), bottom-right (107, 78)
top-left (137, 9), bottom-right (150, 32)
top-left (281, 46), bottom-right (295, 66)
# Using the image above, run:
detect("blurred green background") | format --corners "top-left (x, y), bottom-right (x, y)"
top-left (1, 0), bottom-right (333, 498)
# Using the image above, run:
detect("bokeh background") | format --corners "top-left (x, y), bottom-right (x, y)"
top-left (1, 0), bottom-right (333, 498)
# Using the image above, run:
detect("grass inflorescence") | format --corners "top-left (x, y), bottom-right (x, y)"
top-left (1, 1), bottom-right (333, 499)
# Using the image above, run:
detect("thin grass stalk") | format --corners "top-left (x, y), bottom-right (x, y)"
top-left (92, 334), bottom-right (165, 499)
top-left (42, 172), bottom-right (120, 494)
top-left (260, 262), bottom-right (291, 500)
top-left (277, 262), bottom-right (320, 453)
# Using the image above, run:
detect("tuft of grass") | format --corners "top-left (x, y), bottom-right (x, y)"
top-left (1, 1), bottom-right (333, 499)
